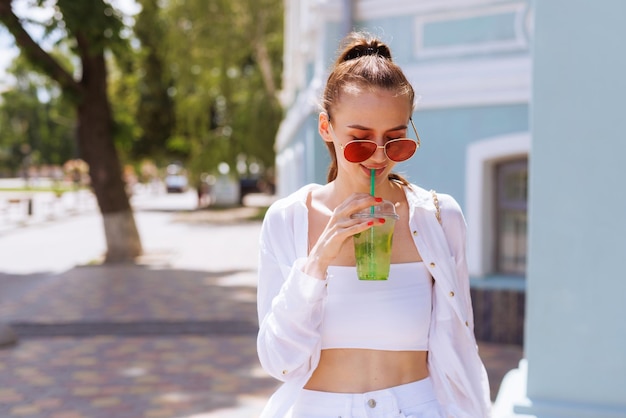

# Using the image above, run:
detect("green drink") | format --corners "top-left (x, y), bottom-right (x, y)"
top-left (351, 200), bottom-right (398, 280)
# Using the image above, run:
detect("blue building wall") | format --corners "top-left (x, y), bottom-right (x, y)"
top-left (524, 0), bottom-right (626, 411)
top-left (491, 0), bottom-right (626, 414)
top-left (405, 104), bottom-right (528, 206)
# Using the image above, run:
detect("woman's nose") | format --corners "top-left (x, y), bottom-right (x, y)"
top-left (370, 144), bottom-right (387, 162)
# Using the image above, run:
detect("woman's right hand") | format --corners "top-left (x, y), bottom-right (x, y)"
top-left (302, 193), bottom-right (384, 279)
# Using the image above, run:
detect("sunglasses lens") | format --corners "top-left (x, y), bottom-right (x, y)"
top-left (344, 142), bottom-right (377, 163)
top-left (343, 139), bottom-right (417, 163)
top-left (386, 140), bottom-right (417, 162)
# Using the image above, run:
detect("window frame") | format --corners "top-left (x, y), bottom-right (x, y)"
top-left (465, 132), bottom-right (530, 279)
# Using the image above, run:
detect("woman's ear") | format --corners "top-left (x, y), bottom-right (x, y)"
top-left (319, 112), bottom-right (332, 143)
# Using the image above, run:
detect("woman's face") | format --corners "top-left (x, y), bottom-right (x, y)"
top-left (320, 88), bottom-right (413, 190)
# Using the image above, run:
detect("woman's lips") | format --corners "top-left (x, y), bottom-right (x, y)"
top-left (362, 165), bottom-right (386, 177)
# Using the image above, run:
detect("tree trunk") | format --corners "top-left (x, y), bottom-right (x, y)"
top-left (77, 49), bottom-right (142, 262)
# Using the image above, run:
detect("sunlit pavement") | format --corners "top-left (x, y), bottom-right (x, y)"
top-left (0, 187), bottom-right (278, 417)
top-left (0, 188), bottom-right (522, 417)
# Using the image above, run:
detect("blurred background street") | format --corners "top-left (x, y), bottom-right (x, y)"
top-left (0, 183), bottom-right (280, 418)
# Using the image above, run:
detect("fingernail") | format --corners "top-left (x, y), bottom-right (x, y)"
top-left (374, 197), bottom-right (383, 202)
top-left (367, 221), bottom-right (374, 226)
top-left (378, 218), bottom-right (386, 224)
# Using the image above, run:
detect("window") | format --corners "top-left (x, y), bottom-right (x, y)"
top-left (465, 132), bottom-right (530, 278)
top-left (495, 158), bottom-right (528, 275)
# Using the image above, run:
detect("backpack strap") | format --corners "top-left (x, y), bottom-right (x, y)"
top-left (430, 189), bottom-right (442, 225)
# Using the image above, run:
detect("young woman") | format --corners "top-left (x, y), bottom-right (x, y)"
top-left (257, 32), bottom-right (491, 418)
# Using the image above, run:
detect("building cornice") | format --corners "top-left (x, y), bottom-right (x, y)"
top-left (406, 55), bottom-right (531, 109)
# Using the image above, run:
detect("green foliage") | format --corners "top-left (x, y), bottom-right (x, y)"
top-left (0, 0), bottom-right (130, 174)
top-left (108, 58), bottom-right (142, 162)
top-left (138, 0), bottom-right (284, 181)
top-left (53, 0), bottom-right (127, 57)
top-left (1, 0), bottom-right (284, 185)
top-left (0, 54), bottom-right (76, 174)
top-left (131, 0), bottom-right (175, 160)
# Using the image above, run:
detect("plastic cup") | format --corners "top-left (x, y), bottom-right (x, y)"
top-left (351, 200), bottom-right (399, 280)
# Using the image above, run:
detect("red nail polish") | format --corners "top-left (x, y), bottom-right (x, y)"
top-left (367, 221), bottom-right (374, 226)
top-left (378, 218), bottom-right (386, 224)
top-left (374, 197), bottom-right (383, 202)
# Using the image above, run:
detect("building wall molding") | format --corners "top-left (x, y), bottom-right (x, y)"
top-left (357, 0), bottom-right (521, 19)
top-left (405, 55), bottom-right (531, 109)
top-left (414, 2), bottom-right (530, 59)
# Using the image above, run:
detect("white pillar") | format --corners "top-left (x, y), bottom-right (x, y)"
top-left (494, 1), bottom-right (626, 417)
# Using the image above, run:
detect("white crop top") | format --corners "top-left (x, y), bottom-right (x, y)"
top-left (320, 262), bottom-right (432, 351)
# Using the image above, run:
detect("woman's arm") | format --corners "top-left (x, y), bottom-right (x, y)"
top-left (256, 192), bottom-right (385, 382)
top-left (256, 207), bottom-right (327, 382)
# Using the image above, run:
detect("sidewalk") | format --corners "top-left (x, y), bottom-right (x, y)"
top-left (0, 201), bottom-right (522, 417)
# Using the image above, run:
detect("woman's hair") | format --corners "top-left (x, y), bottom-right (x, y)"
top-left (322, 32), bottom-right (415, 186)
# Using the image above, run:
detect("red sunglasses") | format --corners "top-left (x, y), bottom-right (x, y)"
top-left (328, 119), bottom-right (420, 163)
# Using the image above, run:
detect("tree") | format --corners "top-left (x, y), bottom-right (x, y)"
top-left (0, 0), bottom-right (142, 261)
top-left (147, 0), bottom-right (283, 181)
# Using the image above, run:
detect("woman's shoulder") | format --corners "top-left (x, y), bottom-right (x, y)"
top-left (264, 183), bottom-right (321, 219)
top-left (433, 191), bottom-right (462, 214)
top-left (404, 183), bottom-right (461, 208)
top-left (405, 183), bottom-right (465, 222)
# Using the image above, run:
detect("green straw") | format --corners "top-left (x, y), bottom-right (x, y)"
top-left (370, 168), bottom-right (375, 214)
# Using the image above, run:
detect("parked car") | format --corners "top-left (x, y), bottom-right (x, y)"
top-left (165, 174), bottom-right (188, 193)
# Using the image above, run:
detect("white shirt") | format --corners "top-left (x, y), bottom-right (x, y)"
top-left (256, 183), bottom-right (492, 418)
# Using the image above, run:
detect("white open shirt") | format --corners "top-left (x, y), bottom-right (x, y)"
top-left (256, 183), bottom-right (492, 418)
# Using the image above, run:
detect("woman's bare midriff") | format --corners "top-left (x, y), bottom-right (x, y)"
top-left (303, 349), bottom-right (429, 393)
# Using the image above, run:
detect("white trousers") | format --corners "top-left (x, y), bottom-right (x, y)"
top-left (291, 377), bottom-right (444, 418)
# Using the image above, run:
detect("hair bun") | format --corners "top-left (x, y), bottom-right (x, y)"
top-left (344, 43), bottom-right (392, 62)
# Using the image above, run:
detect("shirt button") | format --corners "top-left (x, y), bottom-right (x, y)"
top-left (465, 321), bottom-right (469, 327)
top-left (412, 230), bottom-right (418, 236)
top-left (429, 262), bottom-right (436, 268)
top-left (449, 291), bottom-right (455, 297)
top-left (367, 399), bottom-right (377, 408)
top-left (281, 369), bottom-right (288, 375)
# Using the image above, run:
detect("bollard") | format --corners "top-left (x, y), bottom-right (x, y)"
top-left (27, 198), bottom-right (33, 216)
